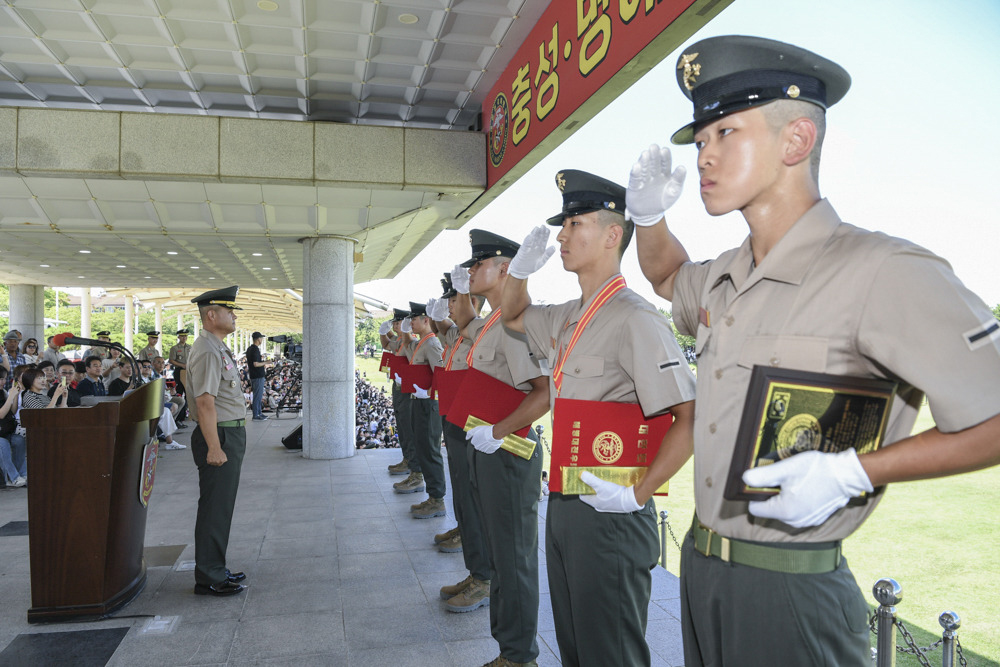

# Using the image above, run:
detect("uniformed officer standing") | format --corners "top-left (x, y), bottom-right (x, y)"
top-left (169, 328), bottom-right (192, 393)
top-left (501, 170), bottom-right (696, 667)
top-left (426, 277), bottom-right (492, 613)
top-left (450, 230), bottom-right (549, 667)
top-left (186, 286), bottom-right (248, 597)
top-left (89, 330), bottom-right (112, 360)
top-left (136, 331), bottom-right (160, 363)
top-left (379, 309), bottom-right (424, 491)
top-left (405, 300), bottom-right (447, 519)
top-left (628, 35), bottom-right (1000, 665)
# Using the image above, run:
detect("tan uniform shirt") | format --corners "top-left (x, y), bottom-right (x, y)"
top-left (410, 334), bottom-right (444, 367)
top-left (441, 326), bottom-right (473, 371)
top-left (137, 344), bottom-right (159, 362)
top-left (169, 342), bottom-right (191, 368)
top-left (673, 199), bottom-right (1000, 542)
top-left (186, 329), bottom-right (245, 423)
top-left (465, 310), bottom-right (541, 391)
top-left (522, 276), bottom-right (696, 416)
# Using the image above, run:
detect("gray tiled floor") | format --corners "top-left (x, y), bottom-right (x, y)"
top-left (0, 416), bottom-right (686, 666)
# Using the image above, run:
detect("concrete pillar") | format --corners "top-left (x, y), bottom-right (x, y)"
top-left (154, 303), bottom-right (163, 354)
top-left (81, 289), bottom-right (92, 338)
top-left (176, 314), bottom-right (182, 333)
top-left (8, 284), bottom-right (45, 344)
top-left (192, 317), bottom-right (199, 338)
top-left (302, 236), bottom-right (356, 460)
top-left (124, 295), bottom-right (134, 350)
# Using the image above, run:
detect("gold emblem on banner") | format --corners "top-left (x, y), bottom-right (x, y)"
top-left (678, 53), bottom-right (701, 91)
top-left (592, 431), bottom-right (624, 464)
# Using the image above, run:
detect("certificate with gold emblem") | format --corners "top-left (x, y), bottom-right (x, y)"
top-left (724, 366), bottom-right (897, 501)
top-left (550, 398), bottom-right (674, 495)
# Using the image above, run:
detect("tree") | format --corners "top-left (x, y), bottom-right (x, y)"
top-left (355, 316), bottom-right (388, 353)
top-left (993, 304), bottom-right (1000, 321)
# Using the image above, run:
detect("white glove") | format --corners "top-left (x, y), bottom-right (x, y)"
top-left (425, 298), bottom-right (439, 321)
top-left (413, 384), bottom-right (429, 399)
top-left (451, 264), bottom-right (471, 294)
top-left (626, 143), bottom-right (686, 226)
top-left (508, 226), bottom-right (556, 279)
top-left (578, 471), bottom-right (643, 513)
top-left (743, 450), bottom-right (874, 529)
top-left (378, 320), bottom-right (392, 335)
top-left (393, 373), bottom-right (402, 386)
top-left (467, 424), bottom-right (502, 454)
top-left (401, 317), bottom-right (412, 333)
top-left (427, 297), bottom-right (450, 321)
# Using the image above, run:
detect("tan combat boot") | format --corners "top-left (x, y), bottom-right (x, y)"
top-left (482, 656), bottom-right (537, 667)
top-left (392, 471), bottom-right (425, 494)
top-left (445, 577), bottom-right (489, 613)
top-left (437, 533), bottom-right (462, 553)
top-left (388, 458), bottom-right (409, 475)
top-left (410, 497), bottom-right (431, 512)
top-left (439, 574), bottom-right (473, 600)
top-left (412, 497), bottom-right (445, 519)
top-left (433, 526), bottom-right (460, 544)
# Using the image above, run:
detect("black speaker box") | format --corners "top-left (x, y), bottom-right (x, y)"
top-left (281, 425), bottom-right (303, 450)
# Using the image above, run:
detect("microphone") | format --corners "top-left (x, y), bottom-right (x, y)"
top-left (54, 334), bottom-right (115, 348)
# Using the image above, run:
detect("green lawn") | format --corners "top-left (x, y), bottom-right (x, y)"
top-left (356, 355), bottom-right (999, 665)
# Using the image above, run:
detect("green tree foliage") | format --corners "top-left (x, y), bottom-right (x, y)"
top-left (993, 304), bottom-right (1000, 321)
top-left (355, 316), bottom-right (388, 352)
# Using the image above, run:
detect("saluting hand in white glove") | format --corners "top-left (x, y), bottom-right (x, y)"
top-left (378, 320), bottom-right (392, 335)
top-left (743, 449), bottom-right (874, 529)
top-left (451, 264), bottom-right (471, 295)
top-left (508, 226), bottom-right (556, 279)
top-left (626, 143), bottom-right (686, 227)
top-left (400, 317), bottom-right (412, 333)
top-left (579, 471), bottom-right (643, 513)
top-left (393, 373), bottom-right (402, 386)
top-left (427, 298), bottom-right (450, 321)
top-left (467, 424), bottom-right (503, 454)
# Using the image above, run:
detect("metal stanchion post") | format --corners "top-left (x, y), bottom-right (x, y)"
top-left (939, 611), bottom-right (961, 667)
top-left (659, 510), bottom-right (669, 569)
top-left (872, 578), bottom-right (902, 667)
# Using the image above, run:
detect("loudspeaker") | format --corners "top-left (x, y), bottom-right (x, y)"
top-left (281, 425), bottom-right (303, 450)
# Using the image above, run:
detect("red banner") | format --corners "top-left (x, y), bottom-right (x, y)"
top-left (484, 0), bottom-right (699, 187)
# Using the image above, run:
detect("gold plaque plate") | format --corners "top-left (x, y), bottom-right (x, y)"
top-left (464, 416), bottom-right (536, 460)
top-left (561, 466), bottom-right (668, 496)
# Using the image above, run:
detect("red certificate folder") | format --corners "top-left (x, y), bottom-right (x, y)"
top-left (379, 351), bottom-right (391, 373)
top-left (550, 398), bottom-right (674, 495)
top-left (387, 354), bottom-right (409, 379)
top-left (433, 369), bottom-right (467, 416)
top-left (399, 364), bottom-right (433, 395)
top-left (445, 368), bottom-right (531, 439)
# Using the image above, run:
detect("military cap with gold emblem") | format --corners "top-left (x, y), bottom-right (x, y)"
top-left (546, 169), bottom-right (626, 225)
top-left (392, 307), bottom-right (410, 322)
top-left (190, 285), bottom-right (243, 310)
top-left (408, 301), bottom-right (428, 317)
top-left (460, 229), bottom-right (520, 268)
top-left (95, 330), bottom-right (111, 338)
top-left (670, 35), bottom-right (851, 145)
top-left (176, 329), bottom-right (190, 336)
top-left (145, 330), bottom-right (160, 338)
top-left (440, 272), bottom-right (456, 299)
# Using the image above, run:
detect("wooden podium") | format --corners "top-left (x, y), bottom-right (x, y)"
top-left (21, 379), bottom-right (164, 623)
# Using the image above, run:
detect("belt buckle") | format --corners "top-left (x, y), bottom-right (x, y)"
top-left (697, 522), bottom-right (714, 557)
top-left (698, 522), bottom-right (731, 562)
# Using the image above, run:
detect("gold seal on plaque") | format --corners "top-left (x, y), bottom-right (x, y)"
top-left (592, 431), bottom-right (624, 465)
top-left (775, 413), bottom-right (822, 458)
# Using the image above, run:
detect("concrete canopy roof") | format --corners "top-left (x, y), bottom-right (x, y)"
top-left (0, 0), bottom-right (552, 292)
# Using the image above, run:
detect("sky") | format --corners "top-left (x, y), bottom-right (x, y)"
top-left (356, 0), bottom-right (1000, 313)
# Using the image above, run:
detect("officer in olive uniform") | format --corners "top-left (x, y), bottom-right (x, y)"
top-left (137, 331), bottom-right (160, 363)
top-left (90, 330), bottom-right (112, 360)
top-left (187, 286), bottom-right (248, 596)
top-left (450, 230), bottom-right (548, 667)
top-left (629, 35), bottom-right (1000, 666)
top-left (502, 170), bottom-right (697, 667)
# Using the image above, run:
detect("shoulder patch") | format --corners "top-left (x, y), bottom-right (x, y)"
top-left (964, 319), bottom-right (1000, 351)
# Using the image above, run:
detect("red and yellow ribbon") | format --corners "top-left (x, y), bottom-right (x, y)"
top-left (552, 275), bottom-right (626, 395)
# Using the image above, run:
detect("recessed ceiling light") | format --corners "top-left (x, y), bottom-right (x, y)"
top-left (144, 276), bottom-right (151, 279)
top-left (116, 265), bottom-right (126, 268)
top-left (39, 264), bottom-right (49, 267)
top-left (257, 0), bottom-right (278, 10)
top-left (167, 251), bottom-right (178, 255)
top-left (398, 13), bottom-right (418, 24)
top-left (271, 278), bottom-right (277, 281)
top-left (252, 253), bottom-right (263, 257)
top-left (191, 266), bottom-right (199, 269)
top-left (209, 277), bottom-right (216, 280)
top-left (79, 250), bottom-right (91, 254)
top-left (263, 267), bottom-right (271, 270)
top-left (78, 275), bottom-right (85, 278)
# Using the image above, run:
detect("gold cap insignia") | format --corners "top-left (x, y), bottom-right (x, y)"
top-left (556, 172), bottom-right (566, 191)
top-left (608, 202), bottom-right (616, 210)
top-left (786, 84), bottom-right (800, 99)
top-left (678, 52), bottom-right (701, 91)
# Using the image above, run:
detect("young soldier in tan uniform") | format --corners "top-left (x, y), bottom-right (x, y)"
top-left (450, 230), bottom-right (549, 667)
top-left (186, 286), bottom-right (248, 597)
top-left (379, 309), bottom-right (424, 491)
top-left (90, 330), bottom-right (112, 360)
top-left (136, 331), bottom-right (160, 362)
top-left (405, 300), bottom-right (448, 519)
top-left (628, 35), bottom-right (1000, 666)
top-left (501, 170), bottom-right (696, 667)
top-left (169, 328), bottom-right (191, 390)
top-left (426, 276), bottom-right (492, 612)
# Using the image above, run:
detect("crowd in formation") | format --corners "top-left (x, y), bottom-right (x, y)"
top-left (360, 34), bottom-right (1000, 667)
